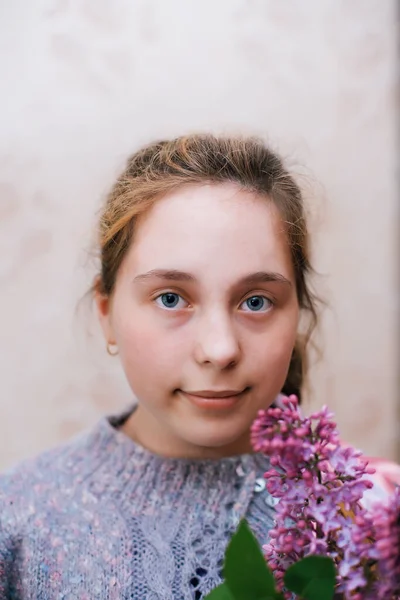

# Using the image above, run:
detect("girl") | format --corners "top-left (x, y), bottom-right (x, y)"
top-left (0, 134), bottom-right (395, 599)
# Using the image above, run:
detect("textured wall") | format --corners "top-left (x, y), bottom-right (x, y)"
top-left (0, 0), bottom-right (398, 469)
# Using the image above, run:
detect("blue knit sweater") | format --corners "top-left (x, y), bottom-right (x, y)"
top-left (0, 408), bottom-right (276, 599)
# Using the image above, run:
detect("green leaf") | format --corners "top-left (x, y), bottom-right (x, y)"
top-left (224, 519), bottom-right (278, 600)
top-left (204, 582), bottom-right (235, 600)
top-left (204, 583), bottom-right (285, 600)
top-left (284, 555), bottom-right (336, 600)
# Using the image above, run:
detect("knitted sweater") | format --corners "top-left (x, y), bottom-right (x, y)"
top-left (0, 407), bottom-right (276, 599)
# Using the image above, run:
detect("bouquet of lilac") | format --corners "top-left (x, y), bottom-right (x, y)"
top-left (205, 395), bottom-right (400, 600)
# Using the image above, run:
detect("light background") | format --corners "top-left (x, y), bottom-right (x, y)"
top-left (0, 0), bottom-right (398, 469)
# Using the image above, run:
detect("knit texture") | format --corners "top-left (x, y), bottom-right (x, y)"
top-left (0, 407), bottom-right (276, 599)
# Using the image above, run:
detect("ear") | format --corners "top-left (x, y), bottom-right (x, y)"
top-left (93, 277), bottom-right (116, 344)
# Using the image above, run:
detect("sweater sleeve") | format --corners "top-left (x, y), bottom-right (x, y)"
top-left (0, 483), bottom-right (20, 599)
top-left (0, 536), bottom-right (11, 599)
top-left (0, 509), bottom-right (12, 598)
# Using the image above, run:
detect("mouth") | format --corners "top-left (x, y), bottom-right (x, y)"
top-left (179, 387), bottom-right (250, 410)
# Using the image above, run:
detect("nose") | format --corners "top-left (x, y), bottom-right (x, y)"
top-left (193, 310), bottom-right (241, 370)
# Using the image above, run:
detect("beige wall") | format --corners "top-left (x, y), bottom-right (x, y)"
top-left (0, 0), bottom-right (398, 469)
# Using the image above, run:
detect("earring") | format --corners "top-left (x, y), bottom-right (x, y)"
top-left (106, 342), bottom-right (119, 356)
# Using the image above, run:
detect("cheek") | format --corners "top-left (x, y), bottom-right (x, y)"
top-left (249, 338), bottom-right (292, 375)
top-left (249, 308), bottom-right (299, 373)
top-left (113, 310), bottom-right (187, 383)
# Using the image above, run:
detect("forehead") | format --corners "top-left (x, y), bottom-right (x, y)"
top-left (123, 183), bottom-right (293, 281)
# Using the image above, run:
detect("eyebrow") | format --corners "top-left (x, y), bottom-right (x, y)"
top-left (133, 269), bottom-right (292, 287)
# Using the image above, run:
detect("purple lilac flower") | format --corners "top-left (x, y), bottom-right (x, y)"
top-left (340, 486), bottom-right (400, 599)
top-left (250, 394), bottom-right (393, 597)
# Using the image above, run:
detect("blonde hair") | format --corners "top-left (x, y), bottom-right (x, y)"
top-left (94, 134), bottom-right (320, 399)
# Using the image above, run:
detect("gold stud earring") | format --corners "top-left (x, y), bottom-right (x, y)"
top-left (106, 342), bottom-right (119, 356)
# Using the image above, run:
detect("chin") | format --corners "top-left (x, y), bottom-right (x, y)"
top-left (181, 422), bottom-right (251, 455)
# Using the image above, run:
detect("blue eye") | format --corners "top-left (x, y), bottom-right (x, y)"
top-left (155, 293), bottom-right (187, 310)
top-left (241, 295), bottom-right (272, 312)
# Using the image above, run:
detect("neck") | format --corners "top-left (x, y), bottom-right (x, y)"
top-left (120, 404), bottom-right (255, 460)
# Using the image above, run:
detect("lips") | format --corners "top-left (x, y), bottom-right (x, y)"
top-left (184, 390), bottom-right (245, 398)
top-left (179, 388), bottom-right (250, 410)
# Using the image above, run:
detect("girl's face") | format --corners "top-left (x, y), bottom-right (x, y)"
top-left (97, 183), bottom-right (299, 458)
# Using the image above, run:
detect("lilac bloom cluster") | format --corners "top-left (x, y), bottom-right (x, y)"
top-left (349, 486), bottom-right (400, 599)
top-left (251, 394), bottom-right (400, 599)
